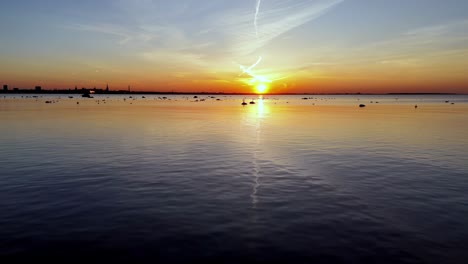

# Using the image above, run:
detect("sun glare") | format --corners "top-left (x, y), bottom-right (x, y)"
top-left (255, 83), bottom-right (268, 94)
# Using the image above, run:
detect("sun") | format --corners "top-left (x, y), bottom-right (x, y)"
top-left (255, 83), bottom-right (268, 94)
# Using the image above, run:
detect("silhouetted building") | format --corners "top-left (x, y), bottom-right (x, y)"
top-left (35, 86), bottom-right (42, 92)
top-left (106, 83), bottom-right (109, 92)
top-left (3, 85), bottom-right (7, 91)
top-left (13, 88), bottom-right (19, 92)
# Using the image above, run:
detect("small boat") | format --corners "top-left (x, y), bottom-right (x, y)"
top-left (242, 99), bottom-right (247, 106)
top-left (249, 100), bottom-right (255, 105)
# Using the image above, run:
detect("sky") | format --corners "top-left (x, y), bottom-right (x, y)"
top-left (0, 0), bottom-right (467, 94)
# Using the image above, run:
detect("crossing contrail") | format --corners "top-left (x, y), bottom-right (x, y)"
top-left (239, 0), bottom-right (288, 86)
top-left (240, 56), bottom-right (262, 77)
top-left (239, 0), bottom-right (264, 83)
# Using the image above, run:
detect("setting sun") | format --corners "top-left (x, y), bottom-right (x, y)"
top-left (255, 83), bottom-right (268, 94)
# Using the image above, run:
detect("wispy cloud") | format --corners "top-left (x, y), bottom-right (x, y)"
top-left (293, 19), bottom-right (468, 68)
top-left (66, 0), bottom-right (344, 70)
top-left (211, 0), bottom-right (344, 57)
top-left (404, 19), bottom-right (468, 38)
top-left (79, 1), bottom-right (343, 54)
top-left (71, 24), bottom-right (134, 45)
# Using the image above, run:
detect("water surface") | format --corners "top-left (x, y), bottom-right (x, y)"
top-left (1, 94), bottom-right (468, 263)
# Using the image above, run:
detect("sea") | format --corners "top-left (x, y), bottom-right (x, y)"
top-left (1, 94), bottom-right (467, 263)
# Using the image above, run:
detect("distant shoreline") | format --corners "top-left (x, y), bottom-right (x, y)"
top-left (0, 90), bottom-right (462, 96)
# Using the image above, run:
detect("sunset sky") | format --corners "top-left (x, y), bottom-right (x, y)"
top-left (1, 0), bottom-right (467, 93)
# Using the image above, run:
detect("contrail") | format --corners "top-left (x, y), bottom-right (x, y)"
top-left (238, 0), bottom-right (263, 82)
top-left (239, 56), bottom-right (262, 76)
top-left (239, 61), bottom-right (271, 83)
top-left (254, 0), bottom-right (261, 39)
top-left (238, 0), bottom-right (285, 85)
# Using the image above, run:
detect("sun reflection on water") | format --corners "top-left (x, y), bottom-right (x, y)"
top-left (246, 95), bottom-right (270, 208)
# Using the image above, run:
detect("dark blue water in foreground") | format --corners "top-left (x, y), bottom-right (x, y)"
top-left (1, 95), bottom-right (468, 263)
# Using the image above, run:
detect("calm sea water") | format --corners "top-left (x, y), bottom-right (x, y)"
top-left (1, 94), bottom-right (468, 263)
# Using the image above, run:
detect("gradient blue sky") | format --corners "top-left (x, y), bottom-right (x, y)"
top-left (1, 0), bottom-right (467, 93)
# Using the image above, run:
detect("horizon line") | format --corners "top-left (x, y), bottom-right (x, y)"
top-left (0, 89), bottom-right (463, 96)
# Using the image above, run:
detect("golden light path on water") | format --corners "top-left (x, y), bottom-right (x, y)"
top-left (249, 95), bottom-right (268, 207)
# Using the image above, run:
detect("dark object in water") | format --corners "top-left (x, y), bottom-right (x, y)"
top-left (193, 96), bottom-right (198, 99)
top-left (415, 105), bottom-right (418, 109)
top-left (445, 101), bottom-right (450, 103)
top-left (359, 104), bottom-right (366, 107)
top-left (68, 96), bottom-right (74, 99)
top-left (249, 100), bottom-right (255, 105)
top-left (45, 101), bottom-right (52, 104)
top-left (241, 99), bottom-right (247, 106)
top-left (302, 97), bottom-right (308, 100)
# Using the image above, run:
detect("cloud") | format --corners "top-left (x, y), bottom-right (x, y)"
top-left (71, 24), bottom-right (134, 45)
top-left (141, 50), bottom-right (208, 68)
top-left (295, 19), bottom-right (468, 68)
top-left (210, 0), bottom-right (344, 56)
top-left (371, 19), bottom-right (468, 52)
top-left (67, 1), bottom-right (344, 63)
top-left (404, 19), bottom-right (468, 38)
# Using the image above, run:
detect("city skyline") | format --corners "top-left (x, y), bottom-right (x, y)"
top-left (1, 0), bottom-right (468, 94)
